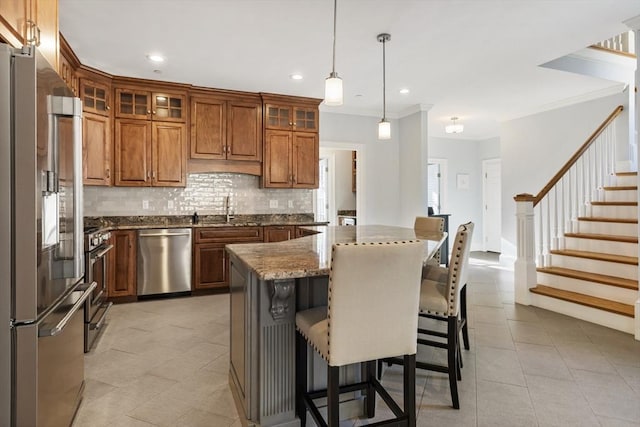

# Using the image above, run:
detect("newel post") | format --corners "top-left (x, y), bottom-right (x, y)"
top-left (514, 194), bottom-right (537, 306)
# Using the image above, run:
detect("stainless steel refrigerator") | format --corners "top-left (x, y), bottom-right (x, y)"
top-left (0, 44), bottom-right (96, 427)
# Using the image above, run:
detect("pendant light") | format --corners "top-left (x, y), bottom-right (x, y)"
top-left (324, 0), bottom-right (343, 106)
top-left (377, 33), bottom-right (391, 140)
top-left (445, 117), bottom-right (464, 134)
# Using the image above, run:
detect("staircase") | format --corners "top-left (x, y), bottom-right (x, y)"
top-left (529, 172), bottom-right (638, 333)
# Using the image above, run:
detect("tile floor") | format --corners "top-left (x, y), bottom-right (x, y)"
top-left (73, 253), bottom-right (640, 427)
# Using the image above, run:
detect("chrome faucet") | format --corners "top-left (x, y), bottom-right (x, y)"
top-left (225, 195), bottom-right (235, 223)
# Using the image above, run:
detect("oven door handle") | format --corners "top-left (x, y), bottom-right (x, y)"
top-left (91, 244), bottom-right (114, 259)
top-left (39, 281), bottom-right (97, 337)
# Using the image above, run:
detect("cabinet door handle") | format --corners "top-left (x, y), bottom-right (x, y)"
top-left (152, 110), bottom-right (156, 115)
top-left (146, 171), bottom-right (150, 179)
top-left (147, 110), bottom-right (152, 114)
top-left (106, 168), bottom-right (111, 179)
top-left (289, 122), bottom-right (293, 126)
top-left (106, 105), bottom-right (111, 110)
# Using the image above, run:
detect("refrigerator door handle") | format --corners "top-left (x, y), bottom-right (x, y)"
top-left (38, 281), bottom-right (97, 337)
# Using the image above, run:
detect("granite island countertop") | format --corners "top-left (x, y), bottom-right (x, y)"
top-left (84, 214), bottom-right (327, 231)
top-left (226, 225), bottom-right (447, 281)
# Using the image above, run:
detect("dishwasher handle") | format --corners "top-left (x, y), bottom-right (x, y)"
top-left (139, 232), bottom-right (191, 237)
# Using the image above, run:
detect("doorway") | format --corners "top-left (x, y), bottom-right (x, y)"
top-left (427, 159), bottom-right (447, 214)
top-left (482, 158), bottom-right (501, 253)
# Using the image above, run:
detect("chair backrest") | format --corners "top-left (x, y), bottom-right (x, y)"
top-left (414, 216), bottom-right (444, 263)
top-left (444, 222), bottom-right (474, 316)
top-left (327, 240), bottom-right (424, 367)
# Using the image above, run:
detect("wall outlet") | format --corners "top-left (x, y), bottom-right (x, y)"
top-left (142, 200), bottom-right (149, 210)
top-left (167, 200), bottom-right (174, 209)
top-left (288, 200), bottom-right (294, 208)
top-left (269, 200), bottom-right (278, 209)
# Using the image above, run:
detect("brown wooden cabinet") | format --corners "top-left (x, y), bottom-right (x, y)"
top-left (261, 94), bottom-right (321, 189)
top-left (264, 225), bottom-right (295, 242)
top-left (113, 83), bottom-right (187, 187)
top-left (81, 78), bottom-right (111, 116)
top-left (190, 95), bottom-right (262, 162)
top-left (0, 0), bottom-right (58, 70)
top-left (295, 226), bottom-right (320, 238)
top-left (108, 230), bottom-right (137, 298)
top-left (193, 227), bottom-right (263, 291)
top-left (115, 88), bottom-right (186, 122)
top-left (263, 130), bottom-right (318, 188)
top-left (83, 112), bottom-right (112, 186)
top-left (59, 35), bottom-right (79, 96)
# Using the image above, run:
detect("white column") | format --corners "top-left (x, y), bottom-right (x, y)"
top-left (514, 194), bottom-right (537, 306)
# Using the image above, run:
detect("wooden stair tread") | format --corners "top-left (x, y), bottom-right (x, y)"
top-left (603, 186), bottom-right (637, 191)
top-left (591, 201), bottom-right (637, 206)
top-left (615, 172), bottom-right (638, 176)
top-left (577, 217), bottom-right (637, 224)
top-left (564, 232), bottom-right (638, 243)
top-left (530, 285), bottom-right (634, 317)
top-left (537, 266), bottom-right (638, 290)
top-left (550, 249), bottom-right (638, 265)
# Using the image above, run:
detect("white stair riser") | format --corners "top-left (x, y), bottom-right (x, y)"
top-left (613, 175), bottom-right (638, 187)
top-left (537, 272), bottom-right (637, 304)
top-left (564, 237), bottom-right (638, 258)
top-left (591, 205), bottom-right (637, 219)
top-left (603, 190), bottom-right (638, 202)
top-left (530, 293), bottom-right (634, 335)
top-left (577, 221), bottom-right (638, 236)
top-left (549, 254), bottom-right (638, 280)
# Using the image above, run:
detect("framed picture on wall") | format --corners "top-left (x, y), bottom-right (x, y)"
top-left (457, 173), bottom-right (470, 190)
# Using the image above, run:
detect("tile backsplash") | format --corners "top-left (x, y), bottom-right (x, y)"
top-left (84, 173), bottom-right (313, 216)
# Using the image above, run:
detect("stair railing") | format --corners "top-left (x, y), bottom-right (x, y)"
top-left (592, 31), bottom-right (636, 56)
top-left (514, 105), bottom-right (624, 305)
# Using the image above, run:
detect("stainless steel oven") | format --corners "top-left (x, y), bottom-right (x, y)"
top-left (84, 227), bottom-right (113, 352)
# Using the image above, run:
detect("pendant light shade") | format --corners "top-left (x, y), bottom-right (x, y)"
top-left (377, 33), bottom-right (391, 140)
top-left (378, 119), bottom-right (391, 140)
top-left (324, 0), bottom-right (343, 106)
top-left (325, 72), bottom-right (343, 106)
top-left (445, 116), bottom-right (464, 134)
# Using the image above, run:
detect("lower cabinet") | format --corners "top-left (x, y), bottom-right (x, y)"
top-left (264, 225), bottom-right (295, 242)
top-left (193, 227), bottom-right (263, 291)
top-left (295, 226), bottom-right (319, 238)
top-left (107, 230), bottom-right (137, 298)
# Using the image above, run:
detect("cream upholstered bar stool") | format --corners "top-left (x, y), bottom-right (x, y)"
top-left (417, 222), bottom-right (473, 409)
top-left (414, 216), bottom-right (445, 266)
top-left (295, 240), bottom-right (424, 427)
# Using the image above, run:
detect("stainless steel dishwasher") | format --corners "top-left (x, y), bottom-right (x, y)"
top-left (137, 228), bottom-right (192, 296)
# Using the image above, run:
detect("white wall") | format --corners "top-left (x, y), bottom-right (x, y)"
top-left (429, 136), bottom-right (499, 251)
top-left (320, 112), bottom-right (401, 225)
top-left (398, 111), bottom-right (430, 227)
top-left (500, 92), bottom-right (628, 262)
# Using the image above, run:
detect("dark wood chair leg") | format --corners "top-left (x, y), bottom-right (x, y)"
top-left (327, 365), bottom-right (340, 426)
top-left (296, 333), bottom-right (308, 426)
top-left (365, 360), bottom-right (376, 418)
top-left (447, 316), bottom-right (460, 409)
top-left (404, 354), bottom-right (416, 427)
top-left (456, 344), bottom-right (462, 381)
top-left (461, 285), bottom-right (470, 350)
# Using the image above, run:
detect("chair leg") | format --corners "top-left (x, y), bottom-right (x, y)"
top-left (447, 316), bottom-right (460, 409)
top-left (296, 333), bottom-right (308, 426)
top-left (327, 365), bottom-right (340, 426)
top-left (404, 354), bottom-right (416, 427)
top-left (456, 344), bottom-right (462, 381)
top-left (461, 285), bottom-right (470, 350)
top-left (365, 360), bottom-right (376, 418)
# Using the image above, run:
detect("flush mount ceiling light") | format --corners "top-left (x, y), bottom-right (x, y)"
top-left (290, 73), bottom-right (303, 80)
top-left (377, 33), bottom-right (391, 140)
top-left (445, 116), bottom-right (464, 134)
top-left (147, 54), bottom-right (165, 63)
top-left (399, 88), bottom-right (410, 94)
top-left (324, 0), bottom-right (343, 106)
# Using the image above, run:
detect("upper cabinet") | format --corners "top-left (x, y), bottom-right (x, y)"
top-left (190, 92), bottom-right (262, 162)
top-left (0, 0), bottom-right (58, 70)
top-left (78, 68), bottom-right (113, 186)
top-left (59, 34), bottom-right (79, 96)
top-left (261, 94), bottom-right (321, 189)
top-left (113, 81), bottom-right (188, 187)
top-left (115, 88), bottom-right (186, 122)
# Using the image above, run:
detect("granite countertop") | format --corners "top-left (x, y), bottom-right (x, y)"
top-left (226, 225), bottom-right (447, 281)
top-left (85, 214), bottom-right (327, 231)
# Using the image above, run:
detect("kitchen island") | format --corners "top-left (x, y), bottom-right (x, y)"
top-left (226, 225), bottom-right (446, 426)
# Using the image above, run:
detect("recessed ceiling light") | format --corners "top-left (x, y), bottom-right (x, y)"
top-left (147, 54), bottom-right (165, 63)
top-left (290, 74), bottom-right (303, 80)
top-left (399, 88), bottom-right (410, 94)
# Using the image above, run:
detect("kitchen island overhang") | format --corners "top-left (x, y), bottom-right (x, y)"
top-left (226, 225), bottom-right (446, 426)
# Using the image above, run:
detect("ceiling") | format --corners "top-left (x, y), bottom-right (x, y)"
top-left (59, 0), bottom-right (640, 139)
